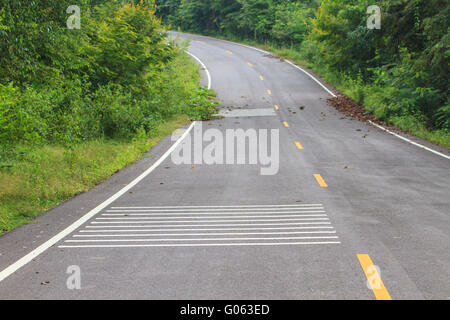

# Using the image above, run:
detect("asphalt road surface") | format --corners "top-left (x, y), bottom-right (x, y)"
top-left (0, 33), bottom-right (449, 300)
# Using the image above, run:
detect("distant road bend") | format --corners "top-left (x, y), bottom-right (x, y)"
top-left (0, 33), bottom-right (448, 300)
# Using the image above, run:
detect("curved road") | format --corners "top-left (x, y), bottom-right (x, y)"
top-left (0, 33), bottom-right (448, 300)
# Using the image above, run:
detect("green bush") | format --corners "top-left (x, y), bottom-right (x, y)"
top-left (0, 83), bottom-right (50, 146)
top-left (0, 0), bottom-right (218, 154)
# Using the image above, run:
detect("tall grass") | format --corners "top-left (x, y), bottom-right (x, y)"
top-left (0, 116), bottom-right (191, 234)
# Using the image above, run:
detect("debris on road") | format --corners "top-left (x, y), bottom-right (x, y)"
top-left (327, 94), bottom-right (375, 122)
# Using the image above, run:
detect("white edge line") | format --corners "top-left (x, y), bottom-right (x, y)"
top-left (284, 60), bottom-right (337, 98)
top-left (368, 121), bottom-right (450, 160)
top-left (186, 51), bottom-right (211, 90)
top-left (0, 123), bottom-right (197, 283)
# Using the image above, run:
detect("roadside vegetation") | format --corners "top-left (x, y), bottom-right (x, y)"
top-left (156, 0), bottom-right (450, 148)
top-left (0, 0), bottom-right (217, 234)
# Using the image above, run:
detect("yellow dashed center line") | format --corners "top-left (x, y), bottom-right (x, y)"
top-left (226, 50), bottom-right (233, 55)
top-left (247, 62), bottom-right (253, 67)
top-left (259, 75), bottom-right (264, 81)
top-left (195, 40), bottom-right (206, 44)
top-left (357, 254), bottom-right (392, 300)
top-left (274, 105), bottom-right (279, 111)
top-left (283, 121), bottom-right (289, 128)
top-left (295, 142), bottom-right (304, 150)
top-left (314, 174), bottom-right (328, 187)
top-left (267, 90), bottom-right (272, 95)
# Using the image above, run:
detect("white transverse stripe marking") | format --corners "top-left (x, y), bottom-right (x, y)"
top-left (102, 210), bottom-right (325, 216)
top-left (94, 217), bottom-right (329, 223)
top-left (87, 222), bottom-right (331, 227)
top-left (99, 214), bottom-right (327, 219)
top-left (107, 207), bottom-right (323, 212)
top-left (0, 126), bottom-right (195, 282)
top-left (62, 204), bottom-right (340, 248)
top-left (84, 222), bottom-right (332, 228)
top-left (74, 231), bottom-right (337, 237)
top-left (59, 242), bottom-right (341, 249)
top-left (65, 236), bottom-right (339, 243)
top-left (110, 204), bottom-right (323, 209)
top-left (82, 226), bottom-right (335, 232)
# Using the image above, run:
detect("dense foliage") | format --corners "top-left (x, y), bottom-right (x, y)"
top-left (0, 0), bottom-right (218, 232)
top-left (156, 0), bottom-right (449, 140)
top-left (0, 0), bottom-right (217, 150)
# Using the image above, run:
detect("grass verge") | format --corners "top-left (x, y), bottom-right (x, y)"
top-left (0, 115), bottom-right (190, 235)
